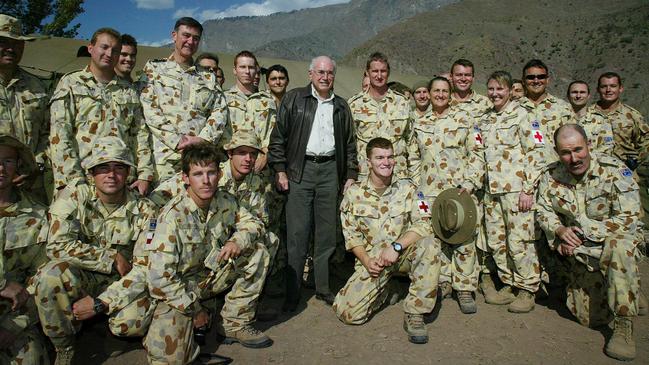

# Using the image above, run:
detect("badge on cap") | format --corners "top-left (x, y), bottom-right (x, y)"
top-left (620, 167), bottom-right (633, 178)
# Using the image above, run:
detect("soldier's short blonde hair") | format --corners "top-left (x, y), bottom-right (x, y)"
top-left (90, 27), bottom-right (121, 45)
top-left (487, 70), bottom-right (512, 89)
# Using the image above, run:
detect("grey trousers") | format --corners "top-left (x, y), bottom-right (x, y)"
top-left (285, 159), bottom-right (339, 298)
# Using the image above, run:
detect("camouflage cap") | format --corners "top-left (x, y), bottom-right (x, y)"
top-left (411, 80), bottom-right (429, 92)
top-left (0, 14), bottom-right (37, 41)
top-left (84, 136), bottom-right (136, 170)
top-left (431, 188), bottom-right (478, 245)
top-left (223, 131), bottom-right (264, 153)
top-left (0, 134), bottom-right (37, 175)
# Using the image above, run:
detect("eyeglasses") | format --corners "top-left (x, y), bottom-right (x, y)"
top-left (0, 159), bottom-right (17, 167)
top-left (314, 70), bottom-right (335, 78)
top-left (525, 74), bottom-right (548, 80)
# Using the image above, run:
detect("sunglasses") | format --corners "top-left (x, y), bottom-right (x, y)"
top-left (525, 74), bottom-right (548, 80)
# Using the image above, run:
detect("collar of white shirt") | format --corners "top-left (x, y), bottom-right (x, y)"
top-left (311, 84), bottom-right (335, 102)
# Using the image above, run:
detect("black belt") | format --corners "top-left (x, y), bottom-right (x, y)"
top-left (305, 154), bottom-right (335, 163)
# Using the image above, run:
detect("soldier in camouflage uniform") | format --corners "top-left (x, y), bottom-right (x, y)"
top-left (410, 80), bottom-right (431, 128)
top-left (518, 59), bottom-right (573, 157)
top-left (537, 124), bottom-right (641, 361)
top-left (348, 52), bottom-right (418, 180)
top-left (464, 71), bottom-right (545, 313)
top-left (139, 17), bottom-right (230, 183)
top-left (145, 142), bottom-right (271, 364)
top-left (566, 80), bottom-right (614, 155)
top-left (412, 77), bottom-right (481, 314)
top-left (0, 14), bottom-right (50, 203)
top-left (225, 51), bottom-right (258, 135)
top-left (49, 27), bottom-right (154, 196)
top-left (31, 136), bottom-right (157, 364)
top-left (333, 138), bottom-right (438, 344)
top-left (0, 135), bottom-right (49, 365)
top-left (448, 58), bottom-right (492, 120)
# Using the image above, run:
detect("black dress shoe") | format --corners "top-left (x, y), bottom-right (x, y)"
top-left (315, 292), bottom-right (335, 305)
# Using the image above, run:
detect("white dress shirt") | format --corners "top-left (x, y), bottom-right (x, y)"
top-left (306, 85), bottom-right (336, 156)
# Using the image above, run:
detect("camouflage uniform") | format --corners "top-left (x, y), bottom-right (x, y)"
top-left (49, 66), bottom-right (154, 189)
top-left (518, 94), bottom-right (573, 159)
top-left (246, 90), bottom-right (279, 150)
top-left (31, 178), bottom-right (156, 349)
top-left (144, 188), bottom-right (267, 364)
top-left (449, 90), bottom-right (492, 120)
top-left (537, 154), bottom-right (641, 327)
top-left (139, 55), bottom-right (230, 182)
top-left (465, 101), bottom-right (545, 293)
top-left (348, 89), bottom-right (419, 180)
top-left (333, 177), bottom-right (438, 324)
top-left (572, 108), bottom-right (615, 156)
top-left (225, 85), bottom-right (252, 135)
top-left (0, 67), bottom-right (51, 202)
top-left (1, 191), bottom-right (49, 365)
top-left (412, 107), bottom-right (481, 292)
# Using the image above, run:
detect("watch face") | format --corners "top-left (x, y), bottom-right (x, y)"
top-left (393, 242), bottom-right (402, 252)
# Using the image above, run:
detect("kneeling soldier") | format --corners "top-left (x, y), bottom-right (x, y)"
top-left (31, 136), bottom-right (157, 364)
top-left (145, 142), bottom-right (271, 364)
top-left (0, 135), bottom-right (49, 364)
top-left (333, 137), bottom-right (438, 344)
top-left (537, 124), bottom-right (641, 361)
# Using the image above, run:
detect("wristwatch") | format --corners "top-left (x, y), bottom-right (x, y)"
top-left (93, 298), bottom-right (107, 314)
top-left (391, 241), bottom-right (403, 255)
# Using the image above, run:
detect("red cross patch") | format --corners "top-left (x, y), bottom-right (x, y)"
top-left (533, 130), bottom-right (545, 144)
top-left (474, 132), bottom-right (483, 145)
top-left (418, 200), bottom-right (430, 214)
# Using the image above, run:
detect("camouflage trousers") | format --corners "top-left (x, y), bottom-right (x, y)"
top-left (439, 240), bottom-right (479, 292)
top-left (31, 260), bottom-right (118, 348)
top-left (566, 233), bottom-right (640, 328)
top-left (333, 236), bottom-right (441, 325)
top-left (483, 192), bottom-right (541, 292)
top-left (0, 298), bottom-right (50, 365)
top-left (144, 242), bottom-right (269, 365)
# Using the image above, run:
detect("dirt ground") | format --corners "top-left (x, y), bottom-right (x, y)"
top-left (74, 260), bottom-right (649, 365)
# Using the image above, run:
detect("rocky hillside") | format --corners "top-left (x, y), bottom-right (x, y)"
top-left (200, 0), bottom-right (456, 61)
top-left (343, 0), bottom-right (649, 115)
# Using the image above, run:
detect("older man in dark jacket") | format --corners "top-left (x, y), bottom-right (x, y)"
top-left (269, 55), bottom-right (358, 311)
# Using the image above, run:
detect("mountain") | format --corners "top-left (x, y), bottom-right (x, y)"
top-left (200, 0), bottom-right (456, 61)
top-left (342, 0), bottom-right (649, 115)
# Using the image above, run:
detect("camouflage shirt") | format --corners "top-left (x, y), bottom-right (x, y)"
top-left (449, 90), bottom-right (492, 120)
top-left (47, 178), bottom-right (157, 274)
top-left (348, 89), bottom-right (418, 179)
top-left (590, 102), bottom-right (649, 163)
top-left (245, 90), bottom-right (278, 149)
top-left (0, 68), bottom-right (49, 165)
top-left (146, 188), bottom-right (263, 314)
top-left (139, 55), bottom-right (230, 181)
top-left (340, 176), bottom-right (432, 251)
top-left (0, 191), bottom-right (48, 290)
top-left (225, 85), bottom-right (253, 136)
top-left (49, 67), bottom-right (153, 188)
top-left (466, 101), bottom-right (546, 194)
top-left (519, 93), bottom-right (573, 158)
top-left (537, 154), bottom-right (641, 249)
top-left (412, 107), bottom-right (482, 197)
top-left (571, 107), bottom-right (615, 156)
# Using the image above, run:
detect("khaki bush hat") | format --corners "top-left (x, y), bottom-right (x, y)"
top-left (0, 14), bottom-right (37, 41)
top-left (431, 188), bottom-right (478, 245)
top-left (84, 136), bottom-right (136, 170)
top-left (411, 80), bottom-right (429, 92)
top-left (0, 134), bottom-right (37, 175)
top-left (223, 132), bottom-right (264, 153)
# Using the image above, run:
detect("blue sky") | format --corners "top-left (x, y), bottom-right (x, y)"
top-left (76, 0), bottom-right (348, 46)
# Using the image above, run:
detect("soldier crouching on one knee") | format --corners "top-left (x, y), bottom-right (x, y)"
top-left (333, 137), bottom-right (439, 344)
top-left (537, 124), bottom-right (641, 361)
top-left (30, 136), bottom-right (157, 365)
top-left (144, 142), bottom-right (271, 365)
top-left (0, 135), bottom-right (50, 364)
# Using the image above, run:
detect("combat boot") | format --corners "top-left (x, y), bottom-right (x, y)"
top-left (479, 274), bottom-right (500, 303)
top-left (605, 317), bottom-right (635, 361)
top-left (439, 281), bottom-right (452, 299)
top-left (638, 290), bottom-right (647, 316)
top-left (54, 346), bottom-right (74, 365)
top-left (221, 325), bottom-right (273, 348)
top-left (403, 313), bottom-right (428, 344)
top-left (457, 291), bottom-right (477, 314)
top-left (508, 289), bottom-right (535, 313)
top-left (484, 285), bottom-right (516, 305)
